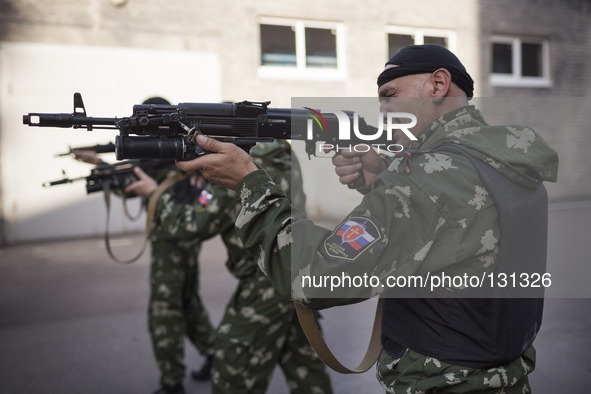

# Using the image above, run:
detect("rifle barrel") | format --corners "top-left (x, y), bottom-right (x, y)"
top-left (23, 113), bottom-right (118, 129)
top-left (42, 176), bottom-right (85, 187)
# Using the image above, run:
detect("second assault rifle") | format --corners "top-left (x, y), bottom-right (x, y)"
top-left (44, 156), bottom-right (180, 264)
top-left (43, 159), bottom-right (176, 194)
top-left (23, 93), bottom-right (380, 161)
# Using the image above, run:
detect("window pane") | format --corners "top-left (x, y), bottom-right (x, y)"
top-left (492, 43), bottom-right (513, 74)
top-left (305, 27), bottom-right (337, 68)
top-left (260, 24), bottom-right (296, 66)
top-left (521, 43), bottom-right (543, 77)
top-left (388, 34), bottom-right (414, 58)
top-left (424, 36), bottom-right (448, 48)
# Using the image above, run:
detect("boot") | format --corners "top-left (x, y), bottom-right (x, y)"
top-left (190, 356), bottom-right (213, 381)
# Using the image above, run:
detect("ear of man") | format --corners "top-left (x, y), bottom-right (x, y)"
top-left (430, 68), bottom-right (452, 98)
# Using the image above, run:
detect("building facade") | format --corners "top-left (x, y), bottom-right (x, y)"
top-left (0, 0), bottom-right (589, 243)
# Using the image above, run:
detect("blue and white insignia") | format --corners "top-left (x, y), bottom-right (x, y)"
top-left (195, 188), bottom-right (214, 210)
top-left (323, 216), bottom-right (382, 262)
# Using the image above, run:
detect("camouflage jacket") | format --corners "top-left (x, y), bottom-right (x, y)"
top-left (150, 140), bottom-right (306, 279)
top-left (235, 105), bottom-right (559, 309)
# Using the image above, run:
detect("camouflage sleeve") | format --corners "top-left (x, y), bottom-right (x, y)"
top-left (234, 170), bottom-right (304, 292)
top-left (235, 166), bottom-right (452, 310)
top-left (149, 181), bottom-right (239, 242)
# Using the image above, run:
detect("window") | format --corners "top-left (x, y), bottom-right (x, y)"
top-left (259, 17), bottom-right (345, 79)
top-left (305, 27), bottom-right (338, 68)
top-left (260, 24), bottom-right (297, 67)
top-left (490, 37), bottom-right (551, 87)
top-left (386, 26), bottom-right (456, 59)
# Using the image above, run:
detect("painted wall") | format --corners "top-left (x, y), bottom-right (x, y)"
top-left (0, 42), bottom-right (220, 242)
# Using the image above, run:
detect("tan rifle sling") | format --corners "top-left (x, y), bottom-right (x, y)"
top-left (103, 171), bottom-right (194, 264)
top-left (294, 298), bottom-right (383, 373)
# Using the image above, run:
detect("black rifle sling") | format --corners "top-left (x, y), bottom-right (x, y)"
top-left (103, 171), bottom-right (194, 264)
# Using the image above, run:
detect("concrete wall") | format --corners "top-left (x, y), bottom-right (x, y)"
top-left (478, 0), bottom-right (591, 97)
top-left (0, 42), bottom-right (221, 243)
top-left (1, 0), bottom-right (589, 243)
top-left (0, 0), bottom-right (482, 243)
top-left (478, 0), bottom-right (591, 202)
top-left (0, 0), bottom-right (480, 103)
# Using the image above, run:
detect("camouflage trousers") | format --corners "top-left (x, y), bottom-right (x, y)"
top-left (148, 240), bottom-right (216, 387)
top-left (212, 272), bottom-right (333, 394)
top-left (376, 345), bottom-right (536, 393)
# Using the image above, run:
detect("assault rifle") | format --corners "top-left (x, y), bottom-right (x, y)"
top-left (43, 159), bottom-right (175, 194)
top-left (55, 141), bottom-right (116, 157)
top-left (23, 93), bottom-right (378, 161)
top-left (43, 158), bottom-right (178, 264)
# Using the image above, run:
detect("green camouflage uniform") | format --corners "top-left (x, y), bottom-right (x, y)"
top-left (148, 168), bottom-right (216, 388)
top-left (152, 141), bottom-right (332, 394)
top-left (234, 106), bottom-right (558, 393)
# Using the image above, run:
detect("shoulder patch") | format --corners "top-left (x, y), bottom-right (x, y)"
top-left (195, 188), bottom-right (214, 211)
top-left (323, 216), bottom-right (383, 262)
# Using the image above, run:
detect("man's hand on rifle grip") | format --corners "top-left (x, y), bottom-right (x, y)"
top-left (175, 134), bottom-right (258, 190)
top-left (332, 149), bottom-right (386, 190)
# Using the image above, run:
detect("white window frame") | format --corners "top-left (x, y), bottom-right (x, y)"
top-left (258, 16), bottom-right (346, 80)
top-left (490, 36), bottom-right (551, 88)
top-left (385, 26), bottom-right (457, 54)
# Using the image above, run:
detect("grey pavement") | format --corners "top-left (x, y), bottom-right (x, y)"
top-left (1, 203), bottom-right (591, 394)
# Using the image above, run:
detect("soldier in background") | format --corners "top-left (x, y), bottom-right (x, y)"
top-left (128, 140), bottom-right (333, 394)
top-left (74, 96), bottom-right (216, 394)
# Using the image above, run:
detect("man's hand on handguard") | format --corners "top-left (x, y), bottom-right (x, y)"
top-left (175, 134), bottom-right (259, 190)
top-left (331, 149), bottom-right (386, 189)
top-left (73, 150), bottom-right (102, 166)
top-left (124, 167), bottom-right (158, 197)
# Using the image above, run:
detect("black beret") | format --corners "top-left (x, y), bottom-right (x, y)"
top-left (377, 44), bottom-right (474, 97)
